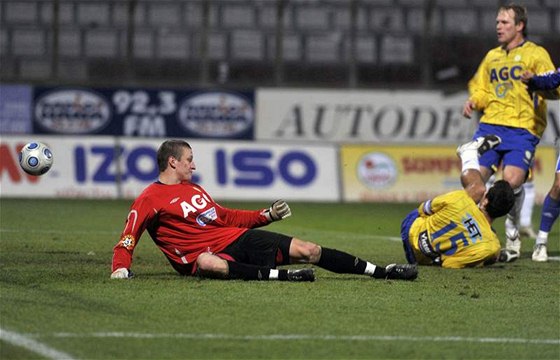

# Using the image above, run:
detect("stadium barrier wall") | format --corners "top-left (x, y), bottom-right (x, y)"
top-left (2, 135), bottom-right (556, 204)
top-left (256, 88), bottom-right (560, 146)
top-left (340, 143), bottom-right (557, 205)
top-left (0, 136), bottom-right (340, 201)
top-left (1, 84), bottom-right (559, 202)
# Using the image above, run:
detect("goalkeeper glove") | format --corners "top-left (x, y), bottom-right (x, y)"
top-left (263, 200), bottom-right (292, 222)
top-left (111, 268), bottom-right (134, 279)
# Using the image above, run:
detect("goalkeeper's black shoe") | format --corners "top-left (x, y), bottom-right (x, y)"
top-left (384, 264), bottom-right (418, 281)
top-left (287, 268), bottom-right (315, 282)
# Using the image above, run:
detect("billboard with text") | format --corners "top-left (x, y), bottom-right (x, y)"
top-left (256, 88), bottom-right (560, 145)
top-left (341, 144), bottom-right (557, 203)
top-left (0, 136), bottom-right (339, 201)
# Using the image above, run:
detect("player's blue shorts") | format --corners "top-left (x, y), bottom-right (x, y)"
top-left (473, 123), bottom-right (540, 173)
top-left (400, 209), bottom-right (419, 264)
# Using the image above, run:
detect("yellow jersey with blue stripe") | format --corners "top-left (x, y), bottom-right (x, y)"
top-left (407, 190), bottom-right (500, 269)
top-left (468, 41), bottom-right (559, 138)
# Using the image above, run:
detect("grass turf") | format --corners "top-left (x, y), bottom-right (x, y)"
top-left (0, 198), bottom-right (559, 359)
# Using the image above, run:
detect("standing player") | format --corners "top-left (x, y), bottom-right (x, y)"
top-left (521, 69), bottom-right (560, 261)
top-left (401, 135), bottom-right (516, 268)
top-left (532, 150), bottom-right (560, 262)
top-left (462, 4), bottom-right (559, 257)
top-left (111, 140), bottom-right (418, 281)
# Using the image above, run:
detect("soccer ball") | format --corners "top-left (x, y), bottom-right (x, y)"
top-left (19, 142), bottom-right (54, 176)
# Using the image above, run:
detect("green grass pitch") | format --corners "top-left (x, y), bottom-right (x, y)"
top-left (0, 198), bottom-right (559, 359)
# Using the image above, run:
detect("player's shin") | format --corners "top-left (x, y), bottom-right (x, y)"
top-left (507, 185), bottom-right (525, 227)
top-left (224, 261), bottom-right (314, 282)
top-left (317, 247), bottom-right (373, 275)
top-left (505, 185), bottom-right (524, 254)
top-left (226, 261), bottom-right (274, 280)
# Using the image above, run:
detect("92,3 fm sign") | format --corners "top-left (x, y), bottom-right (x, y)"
top-left (73, 145), bottom-right (317, 187)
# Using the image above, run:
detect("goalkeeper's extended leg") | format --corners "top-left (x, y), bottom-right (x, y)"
top-left (290, 240), bottom-right (418, 281)
top-left (196, 253), bottom-right (314, 281)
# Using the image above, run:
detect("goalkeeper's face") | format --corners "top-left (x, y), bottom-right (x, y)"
top-left (174, 148), bottom-right (196, 182)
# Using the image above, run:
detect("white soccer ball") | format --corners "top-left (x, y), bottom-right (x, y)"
top-left (19, 142), bottom-right (54, 176)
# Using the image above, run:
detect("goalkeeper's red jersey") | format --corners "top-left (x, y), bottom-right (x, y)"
top-left (111, 181), bottom-right (270, 273)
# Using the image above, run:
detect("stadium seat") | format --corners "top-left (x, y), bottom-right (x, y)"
top-left (148, 3), bottom-right (182, 27)
top-left (266, 33), bottom-right (302, 61)
top-left (434, 0), bottom-right (468, 7)
top-left (207, 32), bottom-right (227, 60)
top-left (380, 35), bottom-right (414, 64)
top-left (222, 4), bottom-right (256, 28)
top-left (348, 36), bottom-right (377, 63)
top-left (231, 30), bottom-right (264, 61)
top-left (133, 31), bottom-right (154, 59)
top-left (85, 29), bottom-right (119, 58)
top-left (77, 3), bottom-right (110, 27)
top-left (19, 59), bottom-right (51, 79)
top-left (305, 33), bottom-right (342, 63)
top-left (58, 29), bottom-right (82, 57)
top-left (332, 7), bottom-right (368, 30)
top-left (12, 28), bottom-right (45, 56)
top-left (543, 0), bottom-right (560, 8)
top-left (443, 9), bottom-right (476, 34)
top-left (158, 32), bottom-right (190, 60)
top-left (528, 10), bottom-right (552, 34)
top-left (5, 2), bottom-right (38, 24)
top-left (369, 8), bottom-right (405, 32)
top-left (294, 6), bottom-right (330, 30)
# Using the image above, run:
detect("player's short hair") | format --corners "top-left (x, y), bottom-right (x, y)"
top-left (485, 180), bottom-right (515, 219)
top-left (500, 3), bottom-right (528, 37)
top-left (157, 140), bottom-right (192, 172)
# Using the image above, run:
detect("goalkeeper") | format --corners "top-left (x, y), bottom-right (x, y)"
top-left (111, 140), bottom-right (417, 281)
top-left (400, 135), bottom-right (516, 268)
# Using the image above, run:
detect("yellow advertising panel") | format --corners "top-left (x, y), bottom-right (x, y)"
top-left (341, 144), bottom-right (556, 203)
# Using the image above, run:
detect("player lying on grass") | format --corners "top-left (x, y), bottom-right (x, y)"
top-left (111, 140), bottom-right (418, 282)
top-left (400, 135), bottom-right (517, 268)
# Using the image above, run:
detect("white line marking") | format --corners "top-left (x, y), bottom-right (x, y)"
top-left (0, 328), bottom-right (77, 360)
top-left (44, 332), bottom-right (560, 345)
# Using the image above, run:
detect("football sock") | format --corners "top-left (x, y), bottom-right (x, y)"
top-left (317, 247), bottom-right (367, 274)
top-left (535, 231), bottom-right (549, 246)
top-left (520, 181), bottom-right (535, 228)
top-left (460, 148), bottom-right (479, 171)
top-left (539, 194), bottom-right (560, 233)
top-left (227, 261), bottom-right (288, 281)
top-left (507, 185), bottom-right (525, 226)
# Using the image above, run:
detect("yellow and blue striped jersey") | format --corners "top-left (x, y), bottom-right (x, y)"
top-left (468, 41), bottom-right (559, 138)
top-left (407, 190), bottom-right (501, 269)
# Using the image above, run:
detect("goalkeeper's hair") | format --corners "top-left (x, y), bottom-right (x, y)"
top-left (485, 180), bottom-right (515, 219)
top-left (157, 139), bottom-right (192, 172)
top-left (500, 3), bottom-right (528, 37)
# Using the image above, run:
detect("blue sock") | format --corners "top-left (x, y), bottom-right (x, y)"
top-left (539, 194), bottom-right (560, 232)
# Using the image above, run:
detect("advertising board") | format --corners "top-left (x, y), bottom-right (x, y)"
top-left (32, 87), bottom-right (255, 139)
top-left (1, 136), bottom-right (340, 201)
top-left (341, 144), bottom-right (557, 203)
top-left (256, 89), bottom-right (560, 145)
